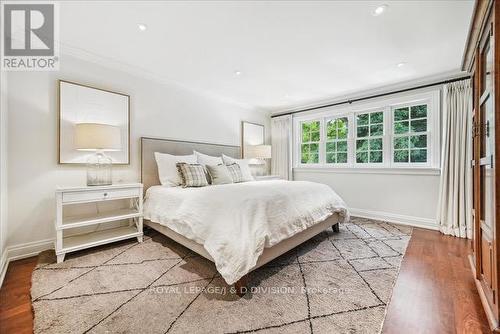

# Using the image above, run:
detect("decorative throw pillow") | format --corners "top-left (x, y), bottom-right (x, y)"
top-left (206, 164), bottom-right (234, 185)
top-left (194, 151), bottom-right (223, 165)
top-left (176, 163), bottom-right (209, 188)
top-left (194, 151), bottom-right (223, 184)
top-left (226, 163), bottom-right (243, 183)
top-left (222, 154), bottom-right (255, 182)
top-left (154, 152), bottom-right (197, 186)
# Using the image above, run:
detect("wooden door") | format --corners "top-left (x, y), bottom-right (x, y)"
top-left (475, 20), bottom-right (496, 311)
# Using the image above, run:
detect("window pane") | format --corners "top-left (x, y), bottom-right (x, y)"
top-left (310, 131), bottom-right (320, 141)
top-left (411, 105), bottom-right (427, 119)
top-left (356, 152), bottom-right (368, 163)
top-left (394, 121), bottom-right (409, 134)
top-left (327, 122), bottom-right (336, 139)
top-left (394, 137), bottom-right (409, 149)
top-left (326, 152), bottom-right (335, 163)
top-left (370, 151), bottom-right (383, 163)
top-left (301, 144), bottom-right (309, 163)
top-left (356, 139), bottom-right (368, 152)
top-left (337, 140), bottom-right (348, 152)
top-left (410, 134), bottom-right (427, 148)
top-left (394, 150), bottom-right (409, 162)
top-left (326, 142), bottom-right (336, 152)
top-left (410, 149), bottom-right (427, 162)
top-left (370, 112), bottom-right (384, 124)
top-left (369, 138), bottom-right (382, 150)
top-left (357, 126), bottom-right (369, 137)
top-left (370, 124), bottom-right (383, 136)
top-left (394, 107), bottom-right (409, 121)
top-left (310, 143), bottom-right (319, 153)
top-left (337, 153), bottom-right (348, 163)
top-left (337, 119), bottom-right (348, 139)
top-left (310, 154), bottom-right (319, 163)
top-left (357, 113), bottom-right (369, 125)
top-left (302, 129), bottom-right (311, 142)
top-left (411, 119), bottom-right (427, 132)
top-left (310, 121), bottom-right (320, 131)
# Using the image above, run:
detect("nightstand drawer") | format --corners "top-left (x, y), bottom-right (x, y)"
top-left (62, 187), bottom-right (140, 204)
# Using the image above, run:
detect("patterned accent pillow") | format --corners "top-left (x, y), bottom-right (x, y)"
top-left (176, 163), bottom-right (209, 187)
top-left (226, 163), bottom-right (243, 183)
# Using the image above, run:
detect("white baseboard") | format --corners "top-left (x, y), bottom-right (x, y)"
top-left (349, 208), bottom-right (438, 231)
top-left (0, 251), bottom-right (8, 289)
top-left (0, 238), bottom-right (54, 287)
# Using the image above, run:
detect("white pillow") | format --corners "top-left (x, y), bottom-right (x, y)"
top-left (154, 152), bottom-right (197, 186)
top-left (194, 151), bottom-right (223, 165)
top-left (222, 154), bottom-right (254, 182)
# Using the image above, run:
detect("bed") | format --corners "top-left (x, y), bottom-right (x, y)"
top-left (141, 137), bottom-right (349, 295)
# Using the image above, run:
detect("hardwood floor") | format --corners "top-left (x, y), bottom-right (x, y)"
top-left (0, 257), bottom-right (38, 334)
top-left (383, 228), bottom-right (490, 334)
top-left (0, 228), bottom-right (491, 334)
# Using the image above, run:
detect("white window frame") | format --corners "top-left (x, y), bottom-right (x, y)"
top-left (292, 90), bottom-right (440, 172)
top-left (298, 119), bottom-right (322, 166)
top-left (324, 115), bottom-right (351, 167)
top-left (354, 108), bottom-right (386, 167)
top-left (391, 99), bottom-right (433, 168)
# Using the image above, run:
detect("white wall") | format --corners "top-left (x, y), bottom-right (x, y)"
top-left (5, 54), bottom-right (269, 253)
top-left (1, 66), bottom-right (8, 281)
top-left (294, 170), bottom-right (439, 229)
top-left (290, 85), bottom-right (446, 230)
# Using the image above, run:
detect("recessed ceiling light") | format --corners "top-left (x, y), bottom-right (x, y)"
top-left (372, 4), bottom-right (388, 16)
top-left (234, 70), bottom-right (242, 76)
top-left (397, 62), bottom-right (407, 68)
top-left (137, 23), bottom-right (147, 31)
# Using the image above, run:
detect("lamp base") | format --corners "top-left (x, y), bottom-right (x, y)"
top-left (86, 151), bottom-right (113, 186)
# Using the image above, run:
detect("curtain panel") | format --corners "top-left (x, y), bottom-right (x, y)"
top-left (437, 79), bottom-right (473, 238)
top-left (271, 115), bottom-right (292, 180)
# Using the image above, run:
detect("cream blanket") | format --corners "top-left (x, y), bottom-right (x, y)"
top-left (144, 180), bottom-right (349, 284)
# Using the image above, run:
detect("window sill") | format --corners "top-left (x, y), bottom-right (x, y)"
top-left (293, 166), bottom-right (441, 176)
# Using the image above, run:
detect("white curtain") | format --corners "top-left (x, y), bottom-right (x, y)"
top-left (271, 115), bottom-right (292, 180)
top-left (437, 79), bottom-right (472, 238)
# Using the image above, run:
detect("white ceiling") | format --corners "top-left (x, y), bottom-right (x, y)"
top-left (59, 1), bottom-right (474, 113)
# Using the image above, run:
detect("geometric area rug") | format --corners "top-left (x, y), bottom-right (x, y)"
top-left (31, 217), bottom-right (412, 334)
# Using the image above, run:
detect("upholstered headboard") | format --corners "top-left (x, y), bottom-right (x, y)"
top-left (140, 137), bottom-right (241, 191)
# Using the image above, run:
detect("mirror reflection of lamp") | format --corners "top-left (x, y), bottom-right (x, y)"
top-left (74, 123), bottom-right (121, 186)
top-left (245, 145), bottom-right (271, 176)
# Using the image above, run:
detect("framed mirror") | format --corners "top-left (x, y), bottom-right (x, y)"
top-left (241, 121), bottom-right (264, 158)
top-left (58, 80), bottom-right (130, 164)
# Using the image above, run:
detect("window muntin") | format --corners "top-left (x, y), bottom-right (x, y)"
top-left (326, 117), bottom-right (348, 164)
top-left (300, 120), bottom-right (320, 164)
top-left (393, 104), bottom-right (428, 164)
top-left (356, 111), bottom-right (384, 164)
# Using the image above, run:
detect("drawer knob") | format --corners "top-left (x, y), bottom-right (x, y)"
top-left (103, 193), bottom-right (108, 197)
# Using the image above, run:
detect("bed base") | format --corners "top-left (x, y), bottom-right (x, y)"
top-left (145, 215), bottom-right (341, 296)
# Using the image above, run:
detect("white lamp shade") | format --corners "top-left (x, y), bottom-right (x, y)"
top-left (245, 145), bottom-right (271, 159)
top-left (74, 123), bottom-right (121, 151)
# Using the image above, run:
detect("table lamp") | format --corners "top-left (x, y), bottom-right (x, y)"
top-left (74, 123), bottom-right (121, 186)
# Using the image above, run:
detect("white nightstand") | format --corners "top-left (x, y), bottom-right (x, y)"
top-left (254, 175), bottom-right (283, 181)
top-left (55, 183), bottom-right (143, 263)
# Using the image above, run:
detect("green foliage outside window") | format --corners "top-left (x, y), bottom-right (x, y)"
top-left (326, 117), bottom-right (348, 164)
top-left (393, 104), bottom-right (428, 163)
top-left (356, 111), bottom-right (383, 163)
top-left (301, 121), bottom-right (320, 164)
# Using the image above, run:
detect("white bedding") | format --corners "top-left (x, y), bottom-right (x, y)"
top-left (144, 180), bottom-right (349, 284)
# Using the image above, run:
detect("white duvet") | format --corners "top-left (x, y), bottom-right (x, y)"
top-left (144, 180), bottom-right (349, 284)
